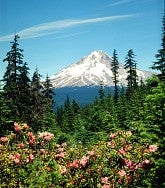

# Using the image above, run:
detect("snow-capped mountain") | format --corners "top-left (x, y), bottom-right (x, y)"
top-left (50, 50), bottom-right (152, 88)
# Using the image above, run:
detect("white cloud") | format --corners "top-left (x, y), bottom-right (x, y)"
top-left (0, 14), bottom-right (134, 42)
top-left (55, 32), bottom-right (88, 39)
top-left (107, 0), bottom-right (134, 7)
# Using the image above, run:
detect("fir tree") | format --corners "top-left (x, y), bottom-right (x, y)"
top-left (124, 49), bottom-right (138, 96)
top-left (17, 62), bottom-right (31, 121)
top-left (3, 35), bottom-right (30, 122)
top-left (152, 11), bottom-right (165, 81)
top-left (98, 80), bottom-right (105, 100)
top-left (30, 68), bottom-right (44, 130)
top-left (111, 49), bottom-right (119, 101)
top-left (42, 74), bottom-right (55, 112)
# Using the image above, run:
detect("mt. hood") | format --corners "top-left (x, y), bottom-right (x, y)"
top-left (50, 50), bottom-right (152, 88)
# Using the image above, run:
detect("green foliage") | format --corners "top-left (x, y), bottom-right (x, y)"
top-left (152, 11), bottom-right (165, 81)
top-left (124, 49), bottom-right (138, 96)
top-left (111, 49), bottom-right (119, 101)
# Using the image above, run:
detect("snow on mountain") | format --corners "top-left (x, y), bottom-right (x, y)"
top-left (50, 50), bottom-right (152, 88)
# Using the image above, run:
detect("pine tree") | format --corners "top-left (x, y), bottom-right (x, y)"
top-left (124, 49), bottom-right (138, 96)
top-left (111, 49), bottom-right (119, 101)
top-left (30, 68), bottom-right (44, 130)
top-left (17, 62), bottom-right (31, 121)
top-left (72, 99), bottom-right (80, 114)
top-left (42, 74), bottom-right (55, 112)
top-left (98, 80), bottom-right (105, 100)
top-left (152, 11), bottom-right (165, 81)
top-left (3, 35), bottom-right (30, 122)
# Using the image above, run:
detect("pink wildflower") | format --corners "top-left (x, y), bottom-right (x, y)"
top-left (101, 177), bottom-right (108, 184)
top-left (26, 154), bottom-right (34, 163)
top-left (44, 135), bottom-right (52, 141)
top-left (14, 158), bottom-right (20, 164)
top-left (107, 141), bottom-right (116, 148)
top-left (118, 169), bottom-right (126, 177)
top-left (80, 156), bottom-right (89, 167)
top-left (119, 147), bottom-right (126, 155)
top-left (0, 136), bottom-right (8, 142)
top-left (87, 150), bottom-right (95, 157)
top-left (124, 144), bottom-right (132, 151)
top-left (40, 149), bottom-right (46, 154)
top-left (55, 152), bottom-right (66, 159)
top-left (149, 144), bottom-right (158, 153)
top-left (9, 153), bottom-right (21, 164)
top-left (18, 142), bottom-right (24, 149)
top-left (14, 122), bottom-right (21, 132)
top-left (27, 132), bottom-right (35, 145)
top-left (38, 131), bottom-right (54, 141)
top-left (68, 159), bottom-right (79, 168)
top-left (22, 123), bottom-right (29, 130)
top-left (143, 159), bottom-right (151, 164)
top-left (27, 132), bottom-right (34, 138)
top-left (29, 138), bottom-right (35, 145)
top-left (9, 155), bottom-right (15, 160)
top-left (58, 147), bottom-right (64, 152)
top-left (61, 142), bottom-right (67, 147)
top-left (110, 133), bottom-right (116, 139)
top-left (125, 160), bottom-right (136, 171)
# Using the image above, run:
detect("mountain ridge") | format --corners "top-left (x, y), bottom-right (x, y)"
top-left (50, 50), bottom-right (153, 88)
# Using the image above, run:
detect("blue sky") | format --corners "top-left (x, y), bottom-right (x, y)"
top-left (0, 0), bottom-right (163, 79)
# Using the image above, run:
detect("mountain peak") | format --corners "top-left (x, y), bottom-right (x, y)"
top-left (50, 50), bottom-right (152, 88)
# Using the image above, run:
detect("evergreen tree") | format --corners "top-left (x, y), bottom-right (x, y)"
top-left (98, 80), bottom-right (105, 100)
top-left (30, 68), bottom-right (44, 130)
top-left (111, 49), bottom-right (119, 101)
top-left (3, 35), bottom-right (31, 123)
top-left (72, 99), bottom-right (80, 114)
top-left (152, 11), bottom-right (165, 81)
top-left (17, 62), bottom-right (31, 122)
top-left (42, 74), bottom-right (55, 112)
top-left (124, 49), bottom-right (138, 96)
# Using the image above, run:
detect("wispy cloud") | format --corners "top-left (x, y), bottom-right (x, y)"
top-left (55, 31), bottom-right (88, 39)
top-left (0, 14), bottom-right (133, 42)
top-left (107, 0), bottom-right (134, 7)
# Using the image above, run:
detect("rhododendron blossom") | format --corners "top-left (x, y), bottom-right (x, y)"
top-left (9, 153), bottom-right (21, 164)
top-left (87, 150), bottom-right (95, 157)
top-left (38, 131), bottom-right (54, 141)
top-left (119, 147), bottom-right (126, 155)
top-left (22, 123), bottom-right (29, 130)
top-left (14, 122), bottom-right (21, 132)
top-left (118, 170), bottom-right (126, 177)
top-left (149, 144), bottom-right (158, 153)
top-left (0, 136), bottom-right (8, 142)
top-left (61, 142), bottom-right (67, 147)
top-left (110, 133), bottom-right (116, 138)
top-left (125, 160), bottom-right (136, 171)
top-left (55, 152), bottom-right (66, 159)
top-left (68, 159), bottom-right (79, 168)
top-left (26, 154), bottom-right (35, 163)
top-left (101, 177), bottom-right (108, 184)
top-left (80, 156), bottom-right (89, 167)
top-left (40, 149), bottom-right (46, 154)
top-left (18, 142), bottom-right (24, 149)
